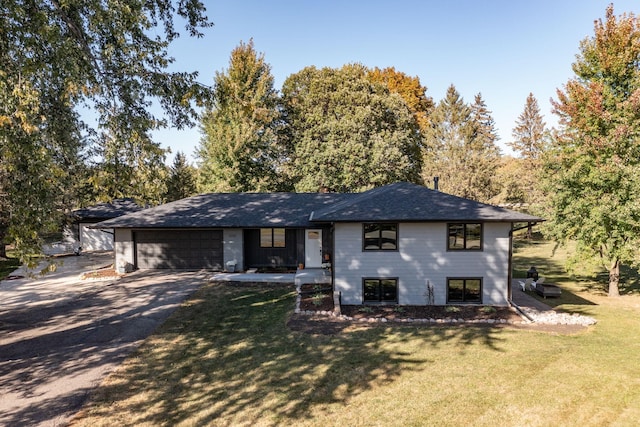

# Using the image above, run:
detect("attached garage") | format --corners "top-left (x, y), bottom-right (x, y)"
top-left (135, 230), bottom-right (223, 269)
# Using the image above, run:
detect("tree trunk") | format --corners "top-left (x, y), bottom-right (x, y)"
top-left (0, 226), bottom-right (6, 259)
top-left (608, 259), bottom-right (621, 297)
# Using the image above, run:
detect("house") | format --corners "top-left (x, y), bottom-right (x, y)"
top-left (94, 182), bottom-right (542, 306)
top-left (71, 199), bottom-right (143, 251)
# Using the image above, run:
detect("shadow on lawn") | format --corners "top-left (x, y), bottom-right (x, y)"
top-left (513, 237), bottom-right (640, 297)
top-left (75, 282), bottom-right (510, 426)
top-left (0, 271), bottom-right (203, 427)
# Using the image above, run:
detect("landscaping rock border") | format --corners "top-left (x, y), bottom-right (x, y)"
top-left (294, 292), bottom-right (597, 327)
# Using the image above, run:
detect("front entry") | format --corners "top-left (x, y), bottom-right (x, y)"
top-left (305, 229), bottom-right (322, 268)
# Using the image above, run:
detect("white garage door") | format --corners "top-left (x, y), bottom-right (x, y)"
top-left (80, 223), bottom-right (114, 251)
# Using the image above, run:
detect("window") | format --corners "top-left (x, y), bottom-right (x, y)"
top-left (363, 278), bottom-right (398, 303)
top-left (363, 223), bottom-right (398, 251)
top-left (447, 278), bottom-right (482, 303)
top-left (260, 228), bottom-right (286, 248)
top-left (448, 223), bottom-right (482, 250)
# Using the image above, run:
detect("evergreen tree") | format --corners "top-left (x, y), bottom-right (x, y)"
top-left (509, 93), bottom-right (546, 160)
top-left (545, 6), bottom-right (640, 296)
top-left (197, 40), bottom-right (282, 192)
top-left (505, 93), bottom-right (548, 207)
top-left (281, 64), bottom-right (422, 193)
top-left (165, 152), bottom-right (197, 201)
top-left (469, 93), bottom-right (501, 200)
top-left (422, 86), bottom-right (500, 202)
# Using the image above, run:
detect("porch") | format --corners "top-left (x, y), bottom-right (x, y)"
top-left (211, 267), bottom-right (332, 290)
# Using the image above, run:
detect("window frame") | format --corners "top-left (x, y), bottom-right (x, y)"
top-left (447, 223), bottom-right (483, 251)
top-left (362, 277), bottom-right (399, 304)
top-left (446, 277), bottom-right (483, 304)
top-left (362, 223), bottom-right (399, 252)
top-left (259, 228), bottom-right (286, 248)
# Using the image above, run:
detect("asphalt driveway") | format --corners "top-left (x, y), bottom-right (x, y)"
top-left (0, 252), bottom-right (206, 427)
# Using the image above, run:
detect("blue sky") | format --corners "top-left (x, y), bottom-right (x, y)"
top-left (156, 1), bottom-right (640, 163)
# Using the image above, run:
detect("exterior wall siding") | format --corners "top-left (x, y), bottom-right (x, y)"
top-left (114, 228), bottom-right (135, 271)
top-left (334, 222), bottom-right (511, 306)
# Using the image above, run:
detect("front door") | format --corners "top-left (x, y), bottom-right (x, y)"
top-left (305, 229), bottom-right (322, 268)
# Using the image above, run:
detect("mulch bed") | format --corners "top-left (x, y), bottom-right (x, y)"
top-left (298, 284), bottom-right (520, 322)
top-left (80, 265), bottom-right (121, 280)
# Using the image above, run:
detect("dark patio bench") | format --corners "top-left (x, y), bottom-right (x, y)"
top-left (535, 283), bottom-right (562, 298)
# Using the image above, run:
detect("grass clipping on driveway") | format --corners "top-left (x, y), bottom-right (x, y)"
top-left (72, 280), bottom-right (640, 427)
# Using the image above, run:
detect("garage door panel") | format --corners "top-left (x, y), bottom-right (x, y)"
top-left (136, 230), bottom-right (223, 269)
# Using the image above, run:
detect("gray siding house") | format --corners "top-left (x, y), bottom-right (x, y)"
top-left (71, 198), bottom-right (143, 252)
top-left (95, 182), bottom-right (542, 306)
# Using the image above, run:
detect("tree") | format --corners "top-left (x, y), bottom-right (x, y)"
top-left (469, 93), bottom-right (502, 198)
top-left (504, 93), bottom-right (548, 207)
top-left (509, 93), bottom-right (547, 160)
top-left (545, 5), bottom-right (640, 297)
top-left (422, 86), bottom-right (500, 202)
top-left (281, 64), bottom-right (423, 193)
top-left (0, 0), bottom-right (212, 263)
top-left (366, 67), bottom-right (434, 134)
top-left (491, 156), bottom-right (528, 205)
top-left (165, 151), bottom-right (197, 201)
top-left (197, 40), bottom-right (282, 192)
top-left (89, 126), bottom-right (168, 206)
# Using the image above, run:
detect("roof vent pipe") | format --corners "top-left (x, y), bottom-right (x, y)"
top-left (433, 176), bottom-right (439, 191)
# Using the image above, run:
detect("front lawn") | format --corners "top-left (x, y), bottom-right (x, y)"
top-left (72, 243), bottom-right (640, 427)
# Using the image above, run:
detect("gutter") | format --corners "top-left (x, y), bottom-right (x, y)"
top-left (508, 299), bottom-right (535, 323)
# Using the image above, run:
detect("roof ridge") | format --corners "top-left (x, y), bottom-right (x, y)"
top-left (312, 182), bottom-right (404, 219)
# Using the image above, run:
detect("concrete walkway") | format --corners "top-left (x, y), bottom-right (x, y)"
top-left (211, 268), bottom-right (331, 287)
top-left (0, 254), bottom-right (206, 427)
top-left (511, 279), bottom-right (553, 312)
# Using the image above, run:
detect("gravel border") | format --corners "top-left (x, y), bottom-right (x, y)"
top-left (294, 292), bottom-right (597, 326)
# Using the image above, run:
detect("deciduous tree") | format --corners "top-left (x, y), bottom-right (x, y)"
top-left (545, 5), bottom-right (640, 296)
top-left (366, 67), bottom-right (434, 134)
top-left (0, 0), bottom-right (212, 263)
top-left (197, 40), bottom-right (282, 192)
top-left (281, 64), bottom-right (423, 192)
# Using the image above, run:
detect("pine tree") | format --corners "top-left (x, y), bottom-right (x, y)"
top-left (422, 86), bottom-right (500, 202)
top-left (509, 93), bottom-right (546, 160)
top-left (197, 40), bottom-right (282, 192)
top-left (165, 152), bottom-right (197, 202)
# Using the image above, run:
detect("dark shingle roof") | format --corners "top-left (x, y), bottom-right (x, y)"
top-left (310, 182), bottom-right (542, 223)
top-left (94, 192), bottom-right (352, 229)
top-left (94, 182), bottom-right (543, 229)
top-left (73, 198), bottom-right (143, 221)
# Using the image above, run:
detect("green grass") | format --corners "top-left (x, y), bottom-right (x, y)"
top-left (72, 243), bottom-right (640, 427)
